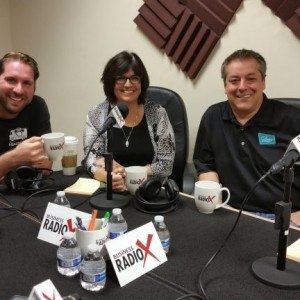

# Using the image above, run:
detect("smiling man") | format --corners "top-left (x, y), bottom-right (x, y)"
top-left (0, 52), bottom-right (52, 181)
top-left (193, 49), bottom-right (300, 225)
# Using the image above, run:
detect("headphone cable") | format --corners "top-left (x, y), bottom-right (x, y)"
top-left (198, 173), bottom-right (268, 300)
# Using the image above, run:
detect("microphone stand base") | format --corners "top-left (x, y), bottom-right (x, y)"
top-left (252, 256), bottom-right (300, 289)
top-left (89, 192), bottom-right (130, 209)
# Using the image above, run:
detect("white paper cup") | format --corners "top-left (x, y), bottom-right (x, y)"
top-left (194, 180), bottom-right (230, 214)
top-left (42, 132), bottom-right (65, 161)
top-left (62, 136), bottom-right (78, 175)
top-left (75, 218), bottom-right (108, 257)
top-left (125, 166), bottom-right (147, 195)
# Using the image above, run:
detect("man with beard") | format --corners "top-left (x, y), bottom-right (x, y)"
top-left (0, 52), bottom-right (52, 182)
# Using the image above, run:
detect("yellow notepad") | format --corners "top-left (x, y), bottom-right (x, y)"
top-left (64, 177), bottom-right (104, 195)
top-left (287, 238), bottom-right (300, 263)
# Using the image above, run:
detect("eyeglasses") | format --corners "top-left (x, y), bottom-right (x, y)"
top-left (115, 75), bottom-right (141, 85)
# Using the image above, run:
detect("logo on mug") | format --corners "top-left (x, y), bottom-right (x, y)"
top-left (198, 195), bottom-right (215, 203)
top-left (50, 142), bottom-right (64, 150)
top-left (130, 178), bottom-right (146, 185)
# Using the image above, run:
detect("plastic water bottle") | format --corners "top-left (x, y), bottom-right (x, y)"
top-left (80, 244), bottom-right (106, 292)
top-left (54, 191), bottom-right (71, 208)
top-left (57, 231), bottom-right (82, 277)
top-left (154, 215), bottom-right (170, 254)
top-left (108, 208), bottom-right (128, 239)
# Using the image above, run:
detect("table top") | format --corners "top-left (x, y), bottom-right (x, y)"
top-left (1, 171), bottom-right (300, 300)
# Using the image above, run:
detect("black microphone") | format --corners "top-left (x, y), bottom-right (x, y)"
top-left (81, 103), bottom-right (129, 171)
top-left (98, 103), bottom-right (129, 135)
top-left (268, 135), bottom-right (300, 175)
top-left (269, 150), bottom-right (300, 175)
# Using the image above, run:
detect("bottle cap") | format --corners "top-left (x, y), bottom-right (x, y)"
top-left (88, 244), bottom-right (99, 253)
top-left (154, 215), bottom-right (164, 222)
top-left (112, 208), bottom-right (122, 215)
top-left (63, 231), bottom-right (74, 239)
top-left (57, 191), bottom-right (65, 197)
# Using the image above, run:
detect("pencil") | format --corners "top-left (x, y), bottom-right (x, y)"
top-left (88, 209), bottom-right (98, 231)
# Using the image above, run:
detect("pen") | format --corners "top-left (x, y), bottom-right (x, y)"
top-left (104, 211), bottom-right (110, 219)
top-left (76, 216), bottom-right (86, 230)
top-left (88, 209), bottom-right (98, 231)
top-left (102, 211), bottom-right (110, 228)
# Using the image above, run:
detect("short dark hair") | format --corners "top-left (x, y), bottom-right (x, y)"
top-left (0, 52), bottom-right (40, 82)
top-left (101, 51), bottom-right (150, 104)
top-left (221, 49), bottom-right (266, 83)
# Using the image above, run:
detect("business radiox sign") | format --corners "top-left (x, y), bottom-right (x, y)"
top-left (105, 222), bottom-right (167, 287)
top-left (38, 202), bottom-right (91, 246)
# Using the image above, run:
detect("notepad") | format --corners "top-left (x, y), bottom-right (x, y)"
top-left (287, 238), bottom-right (300, 263)
top-left (64, 177), bottom-right (104, 195)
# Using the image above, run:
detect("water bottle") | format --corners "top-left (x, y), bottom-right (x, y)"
top-left (154, 215), bottom-right (170, 254)
top-left (54, 191), bottom-right (71, 208)
top-left (108, 208), bottom-right (128, 239)
top-left (80, 244), bottom-right (106, 292)
top-left (57, 231), bottom-right (82, 277)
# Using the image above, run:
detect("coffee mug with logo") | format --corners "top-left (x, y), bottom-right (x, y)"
top-left (42, 132), bottom-right (65, 161)
top-left (194, 180), bottom-right (230, 214)
top-left (125, 166), bottom-right (147, 195)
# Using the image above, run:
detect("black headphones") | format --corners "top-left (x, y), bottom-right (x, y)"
top-left (4, 165), bottom-right (53, 192)
top-left (134, 176), bottom-right (180, 214)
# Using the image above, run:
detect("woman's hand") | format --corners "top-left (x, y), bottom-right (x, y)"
top-left (112, 169), bottom-right (126, 192)
top-left (93, 159), bottom-right (126, 192)
top-left (291, 211), bottom-right (300, 227)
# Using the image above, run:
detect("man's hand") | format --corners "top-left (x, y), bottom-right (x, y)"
top-left (14, 136), bottom-right (49, 165)
top-left (0, 136), bottom-right (51, 178)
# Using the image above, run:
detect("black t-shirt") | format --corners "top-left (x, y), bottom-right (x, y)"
top-left (108, 114), bottom-right (154, 167)
top-left (0, 95), bottom-right (51, 155)
top-left (193, 95), bottom-right (300, 213)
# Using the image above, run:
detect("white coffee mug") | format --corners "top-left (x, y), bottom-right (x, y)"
top-left (62, 136), bottom-right (78, 175)
top-left (194, 180), bottom-right (230, 214)
top-left (42, 132), bottom-right (65, 161)
top-left (75, 218), bottom-right (108, 257)
top-left (125, 166), bottom-right (147, 195)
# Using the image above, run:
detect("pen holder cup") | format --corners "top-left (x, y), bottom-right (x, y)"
top-left (75, 218), bottom-right (109, 257)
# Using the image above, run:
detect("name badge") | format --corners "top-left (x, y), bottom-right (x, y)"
top-left (258, 132), bottom-right (276, 145)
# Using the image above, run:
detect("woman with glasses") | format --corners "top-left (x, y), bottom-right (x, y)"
top-left (83, 51), bottom-right (175, 192)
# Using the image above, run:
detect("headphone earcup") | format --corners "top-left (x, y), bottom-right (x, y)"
top-left (5, 166), bottom-right (38, 190)
top-left (164, 179), bottom-right (179, 201)
top-left (16, 166), bottom-right (38, 188)
top-left (138, 177), bottom-right (163, 201)
top-left (4, 170), bottom-right (19, 190)
top-left (134, 176), bottom-right (180, 213)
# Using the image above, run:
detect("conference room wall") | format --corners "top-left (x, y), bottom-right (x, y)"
top-left (0, 0), bottom-right (12, 54)
top-left (3, 0), bottom-right (300, 170)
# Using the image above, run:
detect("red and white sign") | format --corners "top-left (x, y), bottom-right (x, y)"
top-left (37, 202), bottom-right (91, 246)
top-left (28, 279), bottom-right (62, 300)
top-left (105, 222), bottom-right (167, 287)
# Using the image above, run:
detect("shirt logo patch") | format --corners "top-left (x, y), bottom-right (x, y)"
top-left (258, 132), bottom-right (276, 145)
top-left (9, 127), bottom-right (27, 147)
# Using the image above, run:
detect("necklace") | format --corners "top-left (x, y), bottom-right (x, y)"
top-left (121, 109), bottom-right (139, 147)
top-left (121, 127), bottom-right (134, 147)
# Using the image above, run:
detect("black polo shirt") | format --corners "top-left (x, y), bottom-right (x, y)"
top-left (193, 94), bottom-right (300, 213)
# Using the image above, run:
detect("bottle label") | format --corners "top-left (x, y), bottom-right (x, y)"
top-left (109, 230), bottom-right (127, 239)
top-left (81, 271), bottom-right (106, 283)
top-left (57, 256), bottom-right (82, 268)
top-left (162, 239), bottom-right (170, 250)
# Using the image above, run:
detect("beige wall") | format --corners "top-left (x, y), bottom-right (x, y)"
top-left (3, 0), bottom-right (300, 169)
top-left (0, 0), bottom-right (12, 53)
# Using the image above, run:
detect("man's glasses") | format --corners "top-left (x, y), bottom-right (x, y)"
top-left (115, 75), bottom-right (141, 85)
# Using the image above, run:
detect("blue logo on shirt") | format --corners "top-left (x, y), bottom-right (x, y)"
top-left (258, 132), bottom-right (276, 145)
